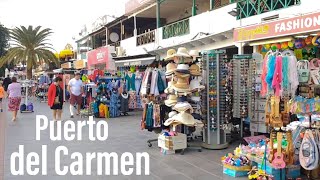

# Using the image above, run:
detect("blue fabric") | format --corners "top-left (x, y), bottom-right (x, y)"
top-left (157, 71), bottom-right (165, 94)
top-left (266, 55), bottom-right (276, 89)
top-left (109, 92), bottom-right (120, 118)
top-left (146, 103), bottom-right (154, 129)
top-left (125, 74), bottom-right (136, 91)
top-left (135, 78), bottom-right (142, 95)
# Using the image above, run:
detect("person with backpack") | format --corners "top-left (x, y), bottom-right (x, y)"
top-left (48, 77), bottom-right (64, 121)
top-left (7, 77), bottom-right (21, 121)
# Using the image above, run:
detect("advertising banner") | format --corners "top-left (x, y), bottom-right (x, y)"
top-left (234, 12), bottom-right (320, 42)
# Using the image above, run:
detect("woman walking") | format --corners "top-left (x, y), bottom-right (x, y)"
top-left (7, 77), bottom-right (21, 121)
top-left (48, 77), bottom-right (64, 121)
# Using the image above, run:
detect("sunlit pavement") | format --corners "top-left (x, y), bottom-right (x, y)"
top-left (1, 100), bottom-right (247, 180)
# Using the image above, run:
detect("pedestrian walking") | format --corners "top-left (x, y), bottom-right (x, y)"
top-left (48, 77), bottom-right (64, 121)
top-left (3, 75), bottom-right (11, 91)
top-left (68, 72), bottom-right (83, 118)
top-left (7, 77), bottom-right (21, 121)
top-left (0, 82), bottom-right (5, 112)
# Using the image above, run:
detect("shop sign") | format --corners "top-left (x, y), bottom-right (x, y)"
top-left (136, 30), bottom-right (155, 46)
top-left (61, 62), bottom-right (71, 69)
top-left (234, 11), bottom-right (320, 42)
top-left (123, 61), bottom-right (142, 66)
top-left (74, 60), bottom-right (86, 69)
top-left (87, 47), bottom-right (108, 66)
top-left (125, 0), bottom-right (153, 14)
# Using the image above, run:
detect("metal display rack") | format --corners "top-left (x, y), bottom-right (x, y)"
top-left (201, 50), bottom-right (228, 150)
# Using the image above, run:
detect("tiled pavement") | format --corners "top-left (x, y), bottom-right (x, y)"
top-left (0, 100), bottom-right (247, 180)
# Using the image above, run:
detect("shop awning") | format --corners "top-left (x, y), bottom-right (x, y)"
top-left (113, 55), bottom-right (155, 67)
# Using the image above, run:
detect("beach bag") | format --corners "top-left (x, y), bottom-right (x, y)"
top-left (297, 60), bottom-right (310, 83)
top-left (20, 104), bottom-right (26, 112)
top-left (27, 102), bottom-right (33, 112)
top-left (299, 130), bottom-right (319, 170)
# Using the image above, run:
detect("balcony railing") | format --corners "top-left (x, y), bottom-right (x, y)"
top-left (162, 18), bottom-right (190, 39)
top-left (136, 30), bottom-right (156, 46)
top-left (237, 0), bottom-right (301, 19)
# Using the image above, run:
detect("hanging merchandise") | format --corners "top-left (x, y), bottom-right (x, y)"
top-left (119, 92), bottom-right (129, 115)
top-left (299, 129), bottom-right (319, 171)
top-left (202, 50), bottom-right (229, 149)
top-left (297, 60), bottom-right (310, 83)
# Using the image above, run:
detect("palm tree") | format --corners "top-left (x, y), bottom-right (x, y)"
top-left (0, 25), bottom-right (58, 79)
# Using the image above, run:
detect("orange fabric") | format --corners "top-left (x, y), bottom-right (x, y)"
top-left (0, 86), bottom-right (4, 98)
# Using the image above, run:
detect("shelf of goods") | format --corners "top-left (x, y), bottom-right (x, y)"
top-left (202, 50), bottom-right (229, 150)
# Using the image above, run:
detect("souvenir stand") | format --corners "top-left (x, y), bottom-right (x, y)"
top-left (154, 47), bottom-right (204, 155)
top-left (231, 54), bottom-right (257, 137)
top-left (201, 50), bottom-right (229, 150)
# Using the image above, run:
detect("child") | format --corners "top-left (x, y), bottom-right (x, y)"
top-left (0, 82), bottom-right (5, 112)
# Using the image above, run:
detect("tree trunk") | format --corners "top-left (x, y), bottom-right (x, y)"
top-left (26, 68), bottom-right (32, 80)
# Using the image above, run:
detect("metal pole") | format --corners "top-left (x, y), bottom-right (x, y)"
top-left (216, 52), bottom-right (220, 144)
top-left (134, 15), bottom-right (137, 37)
top-left (192, 0), bottom-right (197, 16)
top-left (206, 53), bottom-right (210, 144)
top-left (156, 0), bottom-right (161, 29)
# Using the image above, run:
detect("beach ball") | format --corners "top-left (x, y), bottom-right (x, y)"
top-left (305, 36), bottom-right (313, 45)
top-left (264, 44), bottom-right (271, 50)
top-left (288, 41), bottom-right (294, 48)
top-left (295, 39), bottom-right (305, 49)
top-left (281, 42), bottom-right (288, 50)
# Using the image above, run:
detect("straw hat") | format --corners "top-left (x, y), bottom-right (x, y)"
top-left (172, 96), bottom-right (193, 113)
top-left (164, 49), bottom-right (177, 61)
top-left (189, 50), bottom-right (201, 60)
top-left (190, 78), bottom-right (205, 92)
top-left (165, 94), bottom-right (178, 107)
top-left (175, 112), bottom-right (204, 127)
top-left (174, 76), bottom-right (189, 89)
top-left (175, 64), bottom-right (190, 74)
top-left (164, 78), bottom-right (176, 94)
top-left (176, 47), bottom-right (191, 57)
top-left (165, 63), bottom-right (177, 76)
top-left (189, 64), bottom-right (201, 76)
top-left (163, 111), bottom-right (179, 126)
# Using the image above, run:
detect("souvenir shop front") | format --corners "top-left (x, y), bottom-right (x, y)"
top-left (113, 54), bottom-right (158, 111)
top-left (217, 11), bottom-right (320, 179)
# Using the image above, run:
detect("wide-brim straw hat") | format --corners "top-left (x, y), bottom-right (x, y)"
top-left (189, 64), bottom-right (201, 76)
top-left (164, 94), bottom-right (178, 107)
top-left (176, 47), bottom-right (191, 57)
top-left (174, 77), bottom-right (189, 89)
top-left (164, 49), bottom-right (177, 61)
top-left (165, 63), bottom-right (177, 76)
top-left (190, 78), bottom-right (205, 91)
top-left (173, 102), bottom-right (193, 113)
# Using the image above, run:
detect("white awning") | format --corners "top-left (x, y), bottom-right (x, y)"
top-left (114, 56), bottom-right (155, 67)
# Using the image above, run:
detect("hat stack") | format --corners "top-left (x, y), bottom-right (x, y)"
top-left (163, 47), bottom-right (204, 129)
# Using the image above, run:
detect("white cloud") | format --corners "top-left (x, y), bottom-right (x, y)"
top-left (0, 0), bottom-right (127, 51)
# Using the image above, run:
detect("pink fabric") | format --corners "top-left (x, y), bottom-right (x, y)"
top-left (7, 82), bottom-right (21, 98)
top-left (260, 54), bottom-right (269, 96)
top-left (272, 56), bottom-right (283, 96)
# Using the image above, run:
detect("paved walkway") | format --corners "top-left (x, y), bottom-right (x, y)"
top-left (0, 100), bottom-right (246, 180)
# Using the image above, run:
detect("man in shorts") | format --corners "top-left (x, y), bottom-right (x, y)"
top-left (68, 72), bottom-right (83, 118)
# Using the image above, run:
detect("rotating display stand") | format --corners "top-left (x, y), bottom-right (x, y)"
top-left (21, 80), bottom-right (34, 113)
top-left (201, 50), bottom-right (229, 150)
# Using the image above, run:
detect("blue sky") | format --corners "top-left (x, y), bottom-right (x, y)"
top-left (0, 0), bottom-right (127, 51)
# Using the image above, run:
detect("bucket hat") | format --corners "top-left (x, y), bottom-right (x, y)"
top-left (190, 64), bottom-right (201, 76)
top-left (164, 49), bottom-right (177, 61)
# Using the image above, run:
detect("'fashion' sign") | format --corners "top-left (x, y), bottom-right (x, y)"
top-left (234, 11), bottom-right (320, 42)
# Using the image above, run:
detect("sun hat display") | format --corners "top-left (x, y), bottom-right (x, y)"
top-left (189, 64), bottom-right (201, 76)
top-left (175, 64), bottom-right (190, 74)
top-left (164, 49), bottom-right (177, 61)
top-left (165, 94), bottom-right (178, 107)
top-left (165, 63), bottom-right (177, 76)
top-left (175, 111), bottom-right (203, 127)
top-left (190, 77), bottom-right (205, 91)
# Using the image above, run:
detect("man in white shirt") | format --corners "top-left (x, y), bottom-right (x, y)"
top-left (68, 72), bottom-right (83, 118)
